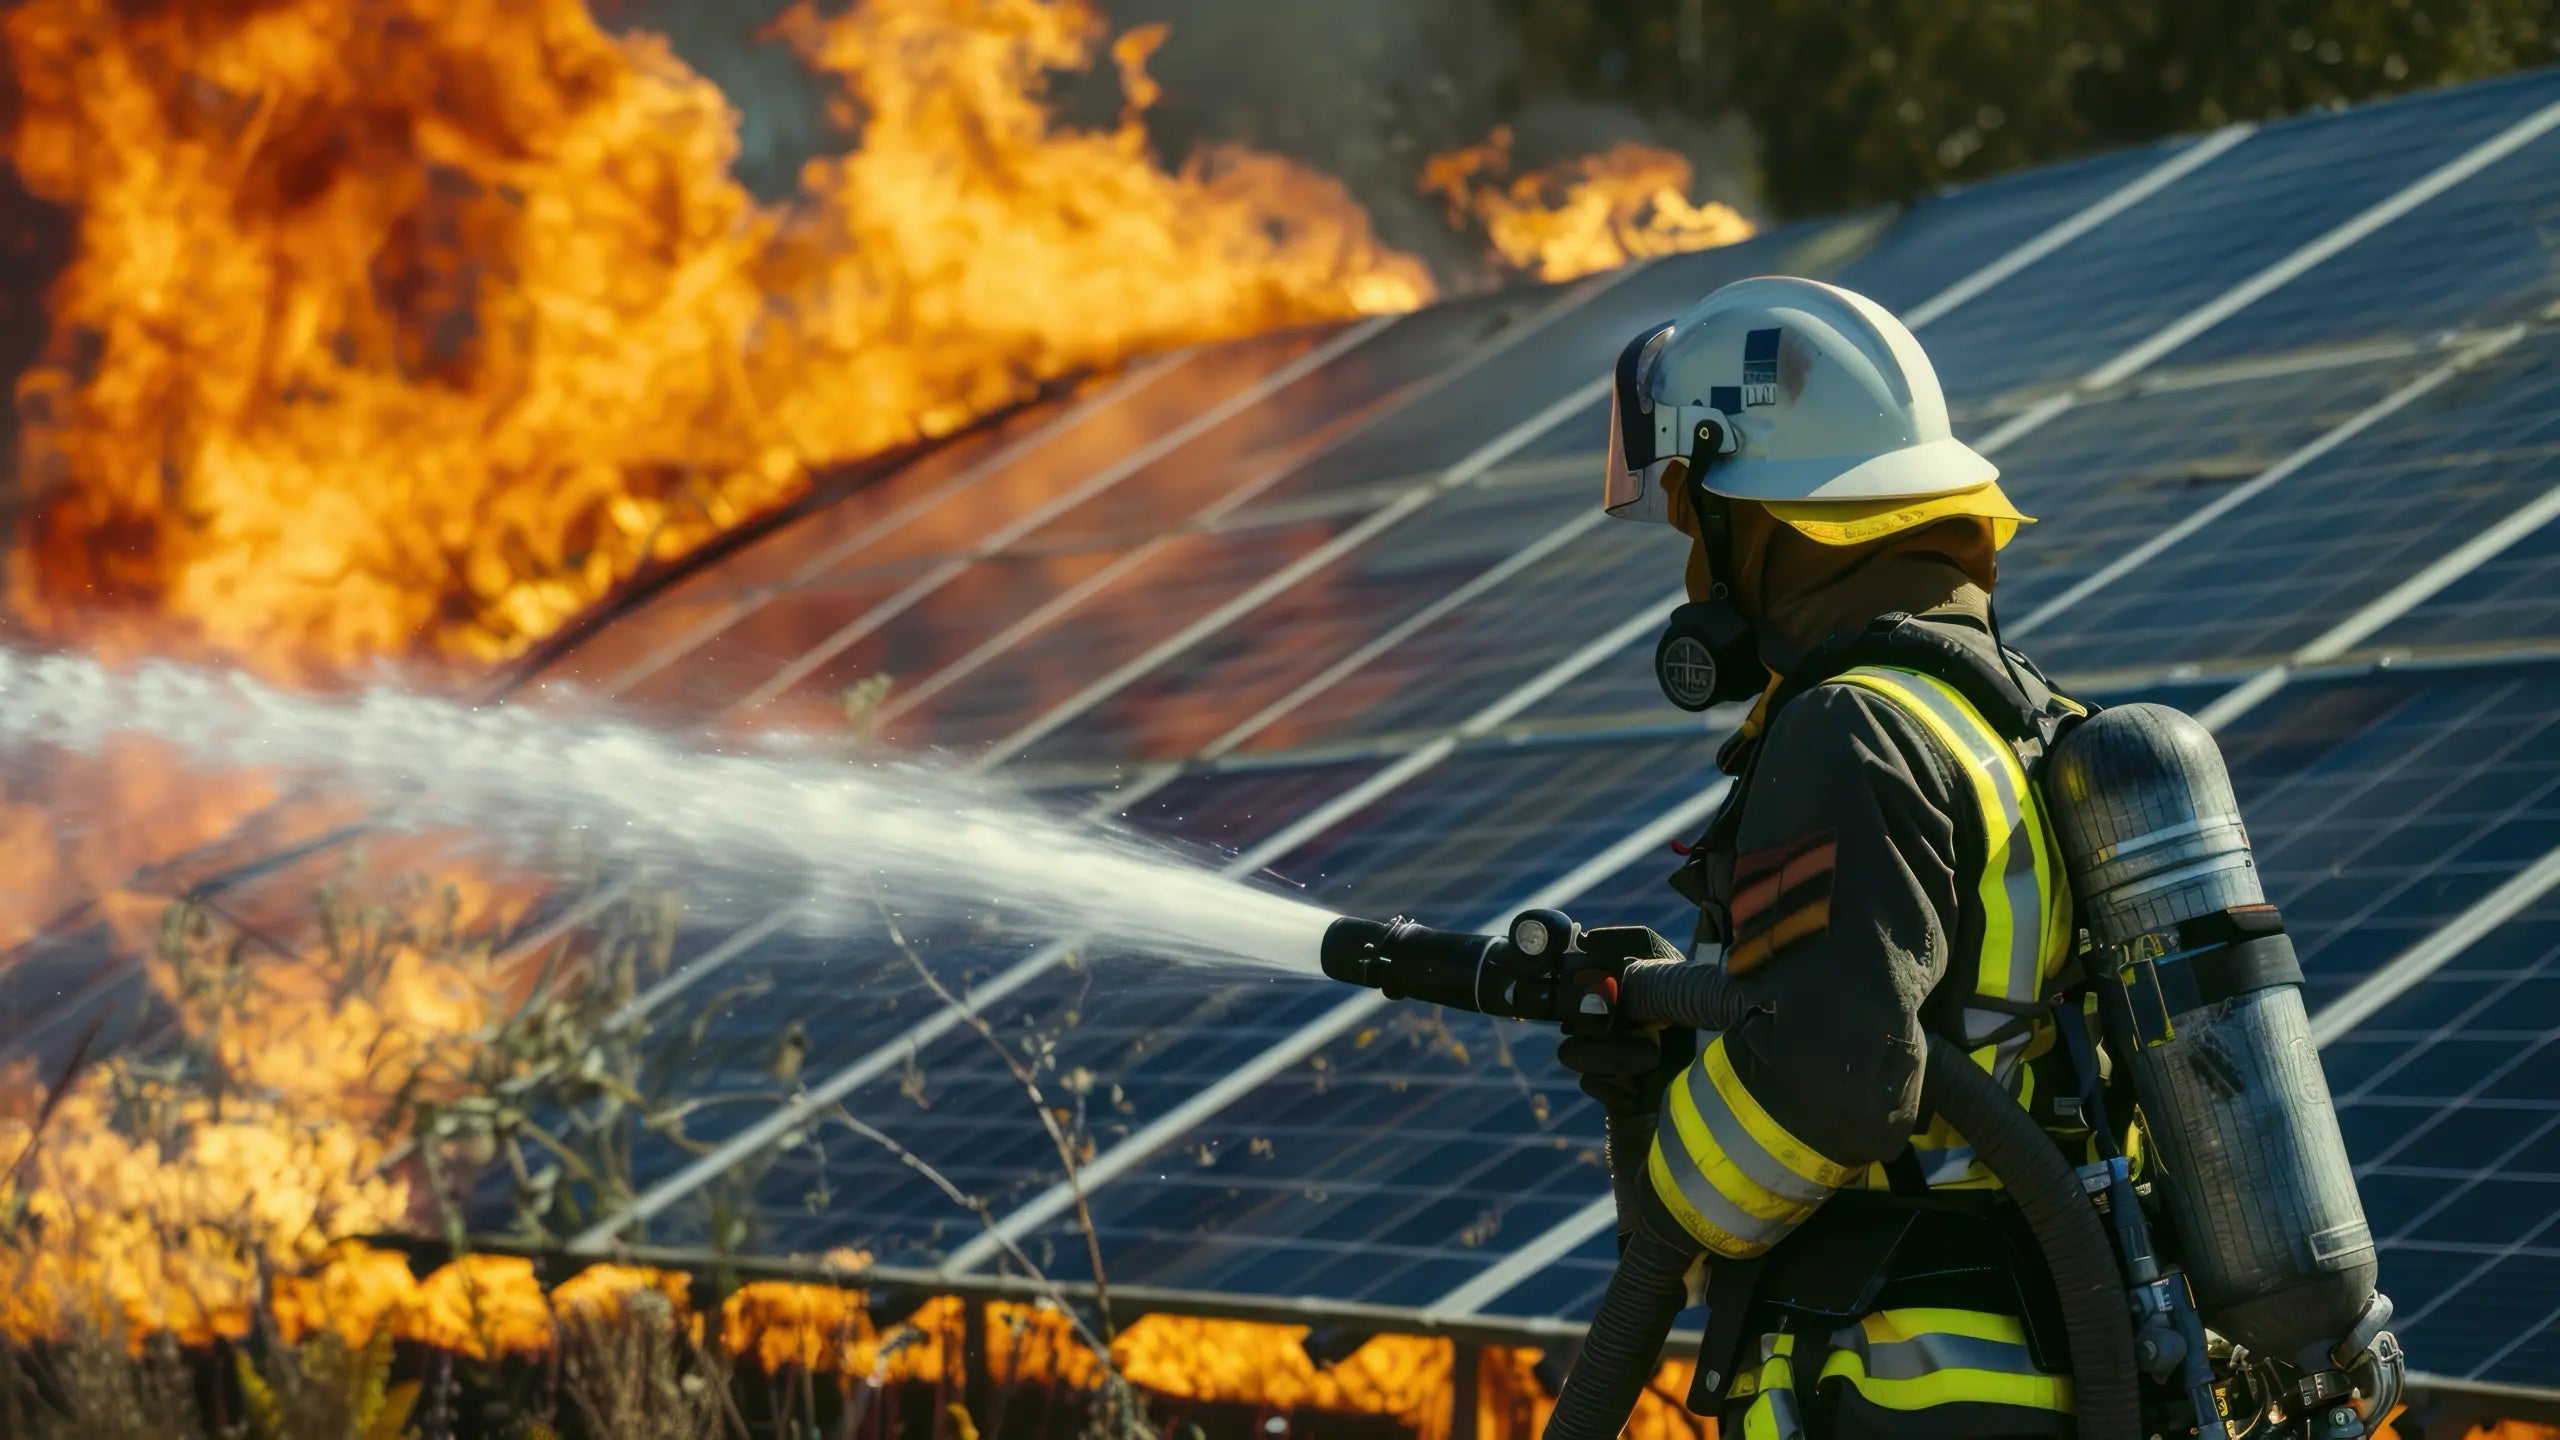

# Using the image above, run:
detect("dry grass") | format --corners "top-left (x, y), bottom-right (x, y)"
top-left (556, 1290), bottom-right (738, 1440)
top-left (0, 1326), bottom-right (206, 1440)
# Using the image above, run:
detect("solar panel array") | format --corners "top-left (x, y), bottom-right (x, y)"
top-left (482, 67), bottom-right (2560, 1387)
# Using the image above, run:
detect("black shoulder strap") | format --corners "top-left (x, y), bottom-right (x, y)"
top-left (1770, 613), bottom-right (2036, 734)
top-left (1767, 612), bottom-right (2101, 775)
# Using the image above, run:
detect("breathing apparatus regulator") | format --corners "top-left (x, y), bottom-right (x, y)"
top-left (1317, 278), bottom-right (2406, 1438)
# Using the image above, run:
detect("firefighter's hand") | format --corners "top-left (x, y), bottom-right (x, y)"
top-left (1557, 1024), bottom-right (1695, 1117)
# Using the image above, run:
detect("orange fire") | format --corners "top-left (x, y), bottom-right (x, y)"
top-left (1424, 125), bottom-right (1754, 284)
top-left (0, 864), bottom-right (552, 1346)
top-left (0, 0), bottom-right (1429, 679)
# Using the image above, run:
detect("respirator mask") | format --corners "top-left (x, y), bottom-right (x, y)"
top-left (1651, 480), bottom-right (1764, 712)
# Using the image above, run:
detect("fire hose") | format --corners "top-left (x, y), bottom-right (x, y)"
top-left (1320, 911), bottom-right (2141, 1440)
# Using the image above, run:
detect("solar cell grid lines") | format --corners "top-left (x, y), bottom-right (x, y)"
top-left (2004, 334), bottom-right (2560, 677)
top-left (2158, 118), bottom-right (2560, 371)
top-left (1916, 70), bottom-right (2560, 404)
top-left (2182, 662), bottom-right (2560, 1009)
top-left (531, 69), bottom-right (2560, 1388)
top-left (2324, 894), bottom-right (2560, 1380)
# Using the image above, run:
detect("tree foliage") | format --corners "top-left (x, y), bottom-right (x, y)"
top-left (1505, 0), bottom-right (2560, 214)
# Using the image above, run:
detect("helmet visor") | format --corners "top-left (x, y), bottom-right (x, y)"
top-left (1603, 322), bottom-right (1677, 524)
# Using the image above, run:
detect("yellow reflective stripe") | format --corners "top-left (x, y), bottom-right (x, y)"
top-left (1820, 1356), bottom-right (2074, 1413)
top-left (1652, 1041), bottom-right (1850, 1257)
top-left (1739, 1334), bottom-right (1806, 1440)
top-left (1859, 1309), bottom-right (2033, 1345)
top-left (1667, 1051), bottom-right (1828, 1220)
top-left (1650, 1036), bottom-right (1859, 1253)
top-left (1918, 668), bottom-right (2073, 989)
top-left (1844, 667), bottom-right (2071, 992)
top-left (1833, 669), bottom-right (2019, 1002)
top-left (1821, 1309), bottom-right (2072, 1413)
top-left (1741, 1387), bottom-right (1803, 1438)
top-left (1835, 668), bottom-right (2051, 1012)
top-left (1703, 1035), bottom-right (1859, 1190)
top-left (1647, 1136), bottom-right (1770, 1258)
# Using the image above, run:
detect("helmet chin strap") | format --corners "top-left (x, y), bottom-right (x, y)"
top-left (1687, 422), bottom-right (1736, 607)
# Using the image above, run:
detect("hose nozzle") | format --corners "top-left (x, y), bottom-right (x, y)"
top-left (1318, 911), bottom-right (1579, 1022)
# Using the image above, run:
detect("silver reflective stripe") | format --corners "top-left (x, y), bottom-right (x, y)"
top-left (1683, 1061), bottom-right (1836, 1207)
top-left (1652, 1133), bottom-right (1800, 1253)
top-left (1740, 1335), bottom-right (1811, 1440)
top-left (1758, 1385), bottom-right (1810, 1439)
top-left (1826, 1324), bottom-right (2045, 1383)
top-left (1918, 1145), bottom-right (1981, 1187)
top-left (1960, 1003), bottom-right (2016, 1047)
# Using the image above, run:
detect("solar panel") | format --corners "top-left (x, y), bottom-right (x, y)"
top-left (1826, 134), bottom-right (2206, 313)
top-left (525, 397), bottom-right (1081, 696)
top-left (2377, 511), bottom-right (2560, 654)
top-left (2157, 110), bottom-right (2560, 369)
top-left (2174, 660), bottom-right (2560, 1009)
top-left (686, 734), bottom-right (1719, 1265)
top-left (1219, 504), bottom-right (1688, 753)
top-left (1018, 476), bottom-right (1601, 766)
top-left (878, 509), bottom-right (1439, 752)
top-left (1012, 295), bottom-right (1552, 553)
top-left (2322, 894), bottom-right (2560, 1385)
top-left (1918, 70), bottom-right (2560, 404)
top-left (2016, 330), bottom-right (2560, 678)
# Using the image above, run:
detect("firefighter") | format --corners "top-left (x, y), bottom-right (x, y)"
top-left (1566, 276), bottom-right (2085, 1438)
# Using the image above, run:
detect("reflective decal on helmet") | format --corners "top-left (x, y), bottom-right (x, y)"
top-left (1742, 327), bottom-right (1781, 408)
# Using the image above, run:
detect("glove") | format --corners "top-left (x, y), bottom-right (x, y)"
top-left (1558, 1025), bottom-right (1696, 1116)
top-left (1555, 924), bottom-right (1696, 1115)
top-left (1558, 1020), bottom-right (1695, 1255)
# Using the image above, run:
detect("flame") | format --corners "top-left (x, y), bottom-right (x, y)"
top-left (399, 1253), bottom-right (556, 1360)
top-left (0, 0), bottom-right (1429, 678)
top-left (29, 1237), bottom-right (2560, 1440)
top-left (1479, 1347), bottom-right (1706, 1438)
top-left (0, 736), bottom-right (306, 955)
top-left (720, 1282), bottom-right (956, 1379)
top-left (1118, 1318), bottom-right (1454, 1435)
top-left (268, 1241), bottom-right (419, 1348)
top-left (1423, 125), bottom-right (1754, 283)
top-left (0, 868), bottom-right (546, 1345)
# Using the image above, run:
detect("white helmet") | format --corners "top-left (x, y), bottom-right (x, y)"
top-left (1604, 276), bottom-right (2027, 546)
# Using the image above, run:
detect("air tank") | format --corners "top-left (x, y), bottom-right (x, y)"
top-left (2043, 703), bottom-right (2377, 1366)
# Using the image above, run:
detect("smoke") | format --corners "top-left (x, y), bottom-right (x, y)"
top-left (1096, 0), bottom-right (1516, 272)
top-left (590, 0), bottom-right (828, 198)
top-left (598, 0), bottom-right (1758, 283)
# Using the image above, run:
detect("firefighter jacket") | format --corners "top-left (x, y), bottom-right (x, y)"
top-left (1646, 606), bottom-right (2088, 1436)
